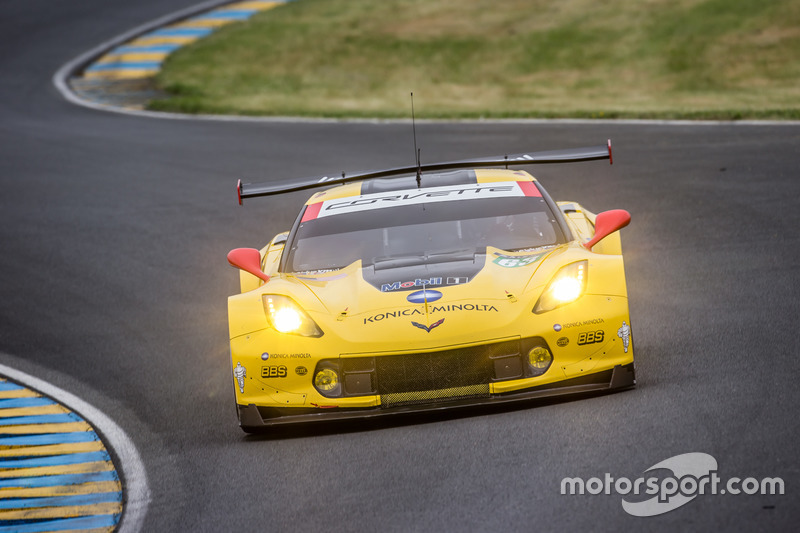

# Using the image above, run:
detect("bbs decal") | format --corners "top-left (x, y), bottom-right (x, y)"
top-left (261, 365), bottom-right (288, 378)
top-left (577, 331), bottom-right (604, 346)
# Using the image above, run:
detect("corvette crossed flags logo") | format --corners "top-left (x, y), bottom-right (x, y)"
top-left (411, 318), bottom-right (445, 333)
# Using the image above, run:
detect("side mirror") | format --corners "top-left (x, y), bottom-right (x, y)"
top-left (583, 209), bottom-right (631, 250)
top-left (227, 248), bottom-right (270, 283)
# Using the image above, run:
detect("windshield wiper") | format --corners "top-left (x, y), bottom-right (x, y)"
top-left (373, 249), bottom-right (475, 270)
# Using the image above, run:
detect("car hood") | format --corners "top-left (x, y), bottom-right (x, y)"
top-left (288, 245), bottom-right (570, 346)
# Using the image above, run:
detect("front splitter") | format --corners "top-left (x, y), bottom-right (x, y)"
top-left (237, 363), bottom-right (635, 430)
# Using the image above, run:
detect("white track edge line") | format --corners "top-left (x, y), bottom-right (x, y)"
top-left (52, 2), bottom-right (800, 127)
top-left (0, 361), bottom-right (150, 533)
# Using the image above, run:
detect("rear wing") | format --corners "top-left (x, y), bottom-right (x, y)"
top-left (237, 140), bottom-right (612, 204)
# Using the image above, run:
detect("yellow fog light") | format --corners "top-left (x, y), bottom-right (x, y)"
top-left (527, 346), bottom-right (553, 375)
top-left (314, 367), bottom-right (341, 397)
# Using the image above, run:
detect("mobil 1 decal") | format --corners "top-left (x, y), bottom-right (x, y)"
top-left (380, 276), bottom-right (470, 292)
top-left (363, 252), bottom-right (485, 292)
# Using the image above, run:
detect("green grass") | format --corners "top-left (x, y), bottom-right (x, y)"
top-left (149, 0), bottom-right (800, 119)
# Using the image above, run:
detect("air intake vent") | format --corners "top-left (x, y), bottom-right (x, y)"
top-left (374, 340), bottom-right (519, 408)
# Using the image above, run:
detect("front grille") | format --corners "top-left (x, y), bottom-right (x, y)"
top-left (371, 339), bottom-right (520, 408)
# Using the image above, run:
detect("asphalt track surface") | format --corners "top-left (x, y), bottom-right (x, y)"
top-left (2, 1), bottom-right (799, 531)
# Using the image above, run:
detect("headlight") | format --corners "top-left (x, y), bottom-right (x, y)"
top-left (313, 364), bottom-right (341, 397)
top-left (527, 346), bottom-right (553, 376)
top-left (263, 295), bottom-right (323, 337)
top-left (533, 261), bottom-right (588, 314)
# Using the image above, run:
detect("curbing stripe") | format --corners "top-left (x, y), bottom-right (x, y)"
top-left (147, 27), bottom-right (213, 37)
top-left (0, 365), bottom-right (143, 533)
top-left (0, 481), bottom-right (121, 500)
top-left (86, 62), bottom-right (164, 71)
top-left (0, 423), bottom-right (93, 436)
top-left (0, 471), bottom-right (118, 490)
top-left (193, 10), bottom-right (258, 19)
top-left (172, 18), bottom-right (239, 28)
top-left (0, 413), bottom-right (81, 426)
top-left (0, 390), bottom-right (40, 400)
top-left (0, 492), bottom-right (121, 511)
top-left (0, 462), bottom-right (114, 479)
top-left (0, 405), bottom-right (69, 418)
top-left (0, 398), bottom-right (56, 409)
top-left (83, 70), bottom-right (161, 80)
top-left (68, 0), bottom-right (291, 84)
top-left (113, 44), bottom-right (181, 53)
top-left (0, 452), bottom-right (110, 470)
top-left (0, 504), bottom-right (122, 523)
top-left (127, 36), bottom-right (199, 45)
top-left (0, 441), bottom-right (107, 459)
top-left (97, 53), bottom-right (169, 62)
top-left (0, 514), bottom-right (119, 533)
top-left (0, 432), bottom-right (98, 447)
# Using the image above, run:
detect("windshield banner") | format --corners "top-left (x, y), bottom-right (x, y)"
top-left (302, 181), bottom-right (541, 221)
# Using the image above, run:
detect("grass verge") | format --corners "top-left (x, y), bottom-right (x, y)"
top-left (150, 0), bottom-right (800, 119)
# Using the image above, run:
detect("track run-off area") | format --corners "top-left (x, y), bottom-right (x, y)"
top-left (1, 0), bottom-right (798, 531)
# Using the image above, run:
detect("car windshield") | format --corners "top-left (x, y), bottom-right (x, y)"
top-left (284, 185), bottom-right (565, 272)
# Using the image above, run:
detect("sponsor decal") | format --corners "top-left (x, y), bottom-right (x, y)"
top-left (406, 289), bottom-right (443, 304)
top-left (297, 268), bottom-right (341, 275)
top-left (296, 268), bottom-right (346, 282)
top-left (411, 318), bottom-right (445, 333)
top-left (618, 321), bottom-right (631, 353)
top-left (577, 330), bottom-right (605, 346)
top-left (556, 337), bottom-right (569, 347)
top-left (553, 324), bottom-right (562, 332)
top-left (307, 182), bottom-right (538, 219)
top-left (562, 318), bottom-right (604, 329)
top-left (261, 352), bottom-right (269, 361)
top-left (493, 253), bottom-right (546, 268)
top-left (512, 245), bottom-right (555, 254)
top-left (295, 366), bottom-right (308, 376)
top-left (381, 277), bottom-right (470, 292)
top-left (297, 272), bottom-right (347, 282)
top-left (234, 362), bottom-right (246, 393)
top-left (268, 353), bottom-right (312, 359)
top-left (382, 278), bottom-right (442, 292)
top-left (261, 365), bottom-right (288, 378)
top-left (363, 303), bottom-right (499, 324)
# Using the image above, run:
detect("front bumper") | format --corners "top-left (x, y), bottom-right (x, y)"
top-left (237, 362), bottom-right (635, 429)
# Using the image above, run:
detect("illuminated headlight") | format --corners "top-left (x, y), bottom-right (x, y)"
top-left (533, 261), bottom-right (588, 314)
top-left (314, 365), bottom-right (341, 397)
top-left (263, 295), bottom-right (323, 337)
top-left (272, 308), bottom-right (302, 332)
top-left (527, 346), bottom-right (553, 376)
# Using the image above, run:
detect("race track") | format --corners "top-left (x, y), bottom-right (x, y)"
top-left (1, 1), bottom-right (798, 530)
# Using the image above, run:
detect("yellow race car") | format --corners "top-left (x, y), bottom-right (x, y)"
top-left (228, 142), bottom-right (634, 432)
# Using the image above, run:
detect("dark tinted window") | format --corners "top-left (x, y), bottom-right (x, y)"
top-left (285, 196), bottom-right (564, 272)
